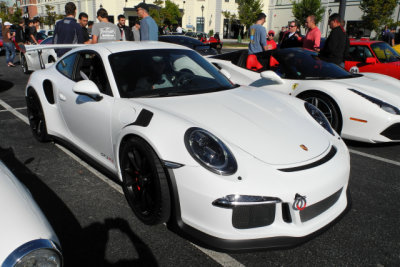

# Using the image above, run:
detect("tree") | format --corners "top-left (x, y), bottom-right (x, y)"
top-left (150, 0), bottom-right (181, 26)
top-left (44, 5), bottom-right (57, 28)
top-left (360, 0), bottom-right (398, 39)
top-left (237, 0), bottom-right (263, 35)
top-left (292, 0), bottom-right (325, 28)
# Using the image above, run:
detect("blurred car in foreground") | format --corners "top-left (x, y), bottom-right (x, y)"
top-left (0, 160), bottom-right (62, 266)
top-left (210, 48), bottom-right (400, 143)
top-left (159, 35), bottom-right (217, 55)
top-left (25, 41), bottom-right (350, 251)
top-left (345, 40), bottom-right (400, 79)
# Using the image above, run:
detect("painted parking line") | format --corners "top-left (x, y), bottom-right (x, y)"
top-left (0, 99), bottom-right (244, 267)
top-left (349, 149), bottom-right (400, 167)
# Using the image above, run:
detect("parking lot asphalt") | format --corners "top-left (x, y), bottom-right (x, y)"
top-left (0, 53), bottom-right (399, 266)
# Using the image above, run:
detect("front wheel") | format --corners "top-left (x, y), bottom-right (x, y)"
top-left (26, 89), bottom-right (50, 142)
top-left (299, 92), bottom-right (342, 134)
top-left (120, 136), bottom-right (171, 225)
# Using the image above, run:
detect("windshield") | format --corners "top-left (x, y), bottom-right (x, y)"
top-left (371, 42), bottom-right (400, 63)
top-left (109, 49), bottom-right (236, 98)
top-left (272, 49), bottom-right (356, 80)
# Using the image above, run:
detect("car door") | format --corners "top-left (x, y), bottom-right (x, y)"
top-left (56, 51), bottom-right (116, 171)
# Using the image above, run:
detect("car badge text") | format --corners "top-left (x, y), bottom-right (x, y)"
top-left (293, 194), bottom-right (307, 211)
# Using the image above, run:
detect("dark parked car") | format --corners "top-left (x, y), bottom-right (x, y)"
top-left (159, 35), bottom-right (217, 56)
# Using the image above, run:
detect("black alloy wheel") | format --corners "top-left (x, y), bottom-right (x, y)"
top-left (120, 136), bottom-right (171, 225)
top-left (21, 54), bottom-right (30, 74)
top-left (26, 89), bottom-right (50, 142)
top-left (299, 92), bottom-right (342, 134)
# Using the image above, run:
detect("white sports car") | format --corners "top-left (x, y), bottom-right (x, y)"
top-left (209, 48), bottom-right (400, 143)
top-left (0, 159), bottom-right (62, 266)
top-left (21, 37), bottom-right (57, 74)
top-left (25, 42), bottom-right (350, 250)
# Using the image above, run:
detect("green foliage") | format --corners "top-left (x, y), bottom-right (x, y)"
top-left (292, 0), bottom-right (325, 28)
top-left (360, 0), bottom-right (398, 37)
top-left (209, 29), bottom-right (214, 36)
top-left (150, 0), bottom-right (181, 26)
top-left (44, 5), bottom-right (57, 28)
top-left (10, 7), bottom-right (22, 24)
top-left (237, 0), bottom-right (263, 32)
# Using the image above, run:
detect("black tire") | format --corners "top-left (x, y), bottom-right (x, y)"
top-left (299, 92), bottom-right (342, 134)
top-left (21, 54), bottom-right (30, 74)
top-left (120, 136), bottom-right (171, 225)
top-left (26, 89), bottom-right (50, 142)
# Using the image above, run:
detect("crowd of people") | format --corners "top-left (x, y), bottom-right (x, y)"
top-left (248, 12), bottom-right (351, 69)
top-left (1, 1), bottom-right (159, 66)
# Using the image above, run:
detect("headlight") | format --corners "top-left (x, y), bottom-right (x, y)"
top-left (304, 102), bottom-right (335, 135)
top-left (184, 127), bottom-right (237, 175)
top-left (349, 89), bottom-right (400, 115)
top-left (3, 239), bottom-right (62, 267)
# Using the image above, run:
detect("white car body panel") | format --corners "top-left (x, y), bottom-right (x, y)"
top-left (209, 57), bottom-right (400, 143)
top-left (0, 160), bottom-right (60, 264)
top-left (25, 42), bottom-right (350, 250)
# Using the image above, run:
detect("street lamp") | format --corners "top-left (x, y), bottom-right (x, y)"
top-left (201, 5), bottom-right (204, 32)
top-left (325, 8), bottom-right (332, 37)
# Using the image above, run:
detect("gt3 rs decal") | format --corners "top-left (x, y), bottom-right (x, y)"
top-left (101, 153), bottom-right (114, 164)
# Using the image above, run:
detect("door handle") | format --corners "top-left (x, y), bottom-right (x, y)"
top-left (59, 93), bottom-right (66, 101)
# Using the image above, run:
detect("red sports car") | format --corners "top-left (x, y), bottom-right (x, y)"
top-left (345, 40), bottom-right (400, 79)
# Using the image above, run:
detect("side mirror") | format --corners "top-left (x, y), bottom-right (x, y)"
top-left (365, 57), bottom-right (376, 64)
top-left (73, 80), bottom-right (103, 101)
top-left (219, 69), bottom-right (231, 79)
top-left (260, 70), bottom-right (284, 84)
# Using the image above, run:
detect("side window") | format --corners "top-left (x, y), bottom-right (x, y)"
top-left (56, 53), bottom-right (77, 78)
top-left (349, 46), bottom-right (368, 62)
top-left (75, 52), bottom-right (113, 96)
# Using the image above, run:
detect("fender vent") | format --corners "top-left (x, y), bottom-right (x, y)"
top-left (43, 80), bottom-right (55, 104)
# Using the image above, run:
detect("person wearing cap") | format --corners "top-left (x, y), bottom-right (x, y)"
top-left (319, 13), bottom-right (346, 66)
top-left (280, 21), bottom-right (302, 49)
top-left (267, 30), bottom-right (277, 50)
top-left (2, 22), bottom-right (16, 67)
top-left (92, 8), bottom-right (121, 43)
top-left (135, 2), bottom-right (158, 41)
top-left (53, 2), bottom-right (85, 57)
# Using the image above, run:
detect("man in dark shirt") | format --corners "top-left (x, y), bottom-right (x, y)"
top-left (280, 21), bottom-right (302, 49)
top-left (53, 2), bottom-right (84, 57)
top-left (117, 14), bottom-right (133, 41)
top-left (320, 13), bottom-right (346, 66)
top-left (79, 12), bottom-right (91, 44)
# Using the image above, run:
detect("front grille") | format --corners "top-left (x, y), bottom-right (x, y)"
top-left (232, 204), bottom-right (275, 229)
top-left (300, 188), bottom-right (342, 222)
top-left (380, 123), bottom-right (400, 140)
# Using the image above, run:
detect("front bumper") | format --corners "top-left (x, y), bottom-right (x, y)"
top-left (166, 140), bottom-right (351, 251)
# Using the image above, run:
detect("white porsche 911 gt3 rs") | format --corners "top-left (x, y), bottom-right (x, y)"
top-left (25, 42), bottom-right (350, 251)
top-left (209, 48), bottom-right (400, 143)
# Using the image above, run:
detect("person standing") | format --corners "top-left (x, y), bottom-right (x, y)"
top-left (319, 13), bottom-right (346, 66)
top-left (2, 22), bottom-right (16, 67)
top-left (280, 21), bottom-right (302, 48)
top-left (53, 2), bottom-right (85, 57)
top-left (92, 8), bottom-right (121, 43)
top-left (247, 13), bottom-right (268, 70)
top-left (79, 12), bottom-right (91, 44)
top-left (176, 24), bottom-right (183, 34)
top-left (27, 20), bottom-right (38, 45)
top-left (117, 15), bottom-right (134, 41)
top-left (132, 20), bottom-right (141, 41)
top-left (135, 2), bottom-right (158, 41)
top-left (87, 21), bottom-right (94, 35)
top-left (15, 19), bottom-right (26, 52)
top-left (302, 15), bottom-right (321, 51)
top-left (266, 30), bottom-right (277, 50)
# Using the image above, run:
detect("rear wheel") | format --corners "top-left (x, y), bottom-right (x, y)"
top-left (120, 136), bottom-right (171, 225)
top-left (21, 54), bottom-right (30, 74)
top-left (26, 89), bottom-right (50, 142)
top-left (299, 92), bottom-right (342, 134)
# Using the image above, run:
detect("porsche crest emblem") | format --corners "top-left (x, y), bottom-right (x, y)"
top-left (292, 83), bottom-right (299, 90)
top-left (293, 194), bottom-right (307, 211)
top-left (300, 144), bottom-right (308, 151)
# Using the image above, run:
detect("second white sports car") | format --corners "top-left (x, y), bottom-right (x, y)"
top-left (26, 42), bottom-right (350, 251)
top-left (210, 48), bottom-right (400, 143)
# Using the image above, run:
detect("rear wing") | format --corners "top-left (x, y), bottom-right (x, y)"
top-left (25, 44), bottom-right (84, 69)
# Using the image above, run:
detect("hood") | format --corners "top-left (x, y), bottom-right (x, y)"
top-left (333, 74), bottom-right (400, 108)
top-left (137, 87), bottom-right (331, 165)
top-left (0, 161), bottom-right (57, 263)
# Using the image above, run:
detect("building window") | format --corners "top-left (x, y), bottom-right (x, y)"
top-left (225, 0), bottom-right (229, 2)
